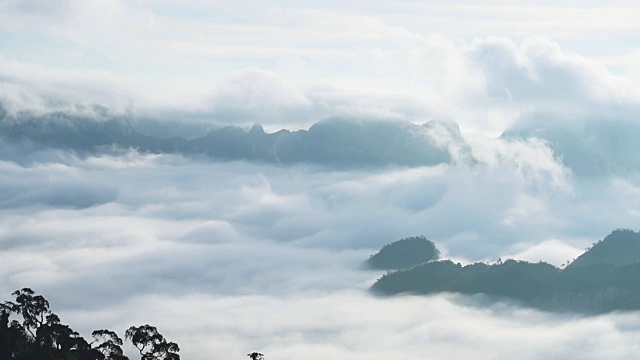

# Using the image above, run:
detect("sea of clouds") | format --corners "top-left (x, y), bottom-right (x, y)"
top-left (2, 142), bottom-right (640, 359)
top-left (3, 1), bottom-right (640, 357)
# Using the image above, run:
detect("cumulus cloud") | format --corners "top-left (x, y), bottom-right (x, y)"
top-left (0, 61), bottom-right (434, 133)
top-left (3, 0), bottom-right (640, 135)
top-left (205, 69), bottom-right (320, 128)
top-left (2, 26), bottom-right (640, 137)
top-left (468, 37), bottom-right (640, 112)
top-left (406, 35), bottom-right (640, 135)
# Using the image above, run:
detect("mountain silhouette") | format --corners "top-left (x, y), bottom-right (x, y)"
top-left (0, 107), bottom-right (461, 168)
top-left (371, 229), bottom-right (640, 313)
top-left (366, 236), bottom-right (440, 270)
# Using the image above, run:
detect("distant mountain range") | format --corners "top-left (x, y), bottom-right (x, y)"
top-left (501, 117), bottom-right (640, 176)
top-left (4, 103), bottom-right (640, 176)
top-left (0, 105), bottom-right (459, 168)
top-left (370, 229), bottom-right (640, 313)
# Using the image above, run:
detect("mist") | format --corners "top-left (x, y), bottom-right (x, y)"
top-left (2, 141), bottom-right (640, 358)
top-left (3, 1), bottom-right (640, 359)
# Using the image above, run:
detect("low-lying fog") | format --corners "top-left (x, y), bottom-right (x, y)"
top-left (2, 143), bottom-right (640, 359)
top-left (3, 1), bottom-right (640, 358)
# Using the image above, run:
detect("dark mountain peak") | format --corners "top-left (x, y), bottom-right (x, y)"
top-left (567, 228), bottom-right (640, 268)
top-left (371, 229), bottom-right (640, 313)
top-left (366, 235), bottom-right (440, 270)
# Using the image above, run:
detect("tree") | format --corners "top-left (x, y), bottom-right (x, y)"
top-left (92, 329), bottom-right (130, 360)
top-left (125, 324), bottom-right (180, 360)
top-left (247, 352), bottom-right (264, 360)
top-left (5, 288), bottom-right (50, 340)
top-left (0, 302), bottom-right (31, 359)
top-left (1, 289), bottom-right (181, 360)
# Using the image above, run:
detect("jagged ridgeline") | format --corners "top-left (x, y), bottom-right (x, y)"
top-left (0, 104), bottom-right (462, 168)
top-left (366, 236), bottom-right (440, 270)
top-left (370, 229), bottom-right (640, 314)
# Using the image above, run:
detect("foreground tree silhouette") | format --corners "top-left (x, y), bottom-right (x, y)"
top-left (248, 352), bottom-right (264, 360)
top-left (6, 288), bottom-right (50, 340)
top-left (0, 288), bottom-right (185, 360)
top-left (3, 288), bottom-right (54, 359)
top-left (37, 312), bottom-right (94, 356)
top-left (125, 324), bottom-right (180, 360)
top-left (92, 329), bottom-right (129, 360)
top-left (0, 301), bottom-right (31, 359)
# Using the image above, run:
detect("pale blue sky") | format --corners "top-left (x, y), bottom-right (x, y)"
top-left (1, 0), bottom-right (640, 132)
top-left (4, 4), bottom-right (640, 359)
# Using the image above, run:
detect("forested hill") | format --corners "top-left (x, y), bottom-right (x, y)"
top-left (371, 229), bottom-right (640, 313)
top-left (365, 236), bottom-right (440, 270)
top-left (567, 229), bottom-right (640, 268)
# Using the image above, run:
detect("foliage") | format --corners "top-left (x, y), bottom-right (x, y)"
top-left (247, 352), bottom-right (265, 360)
top-left (93, 329), bottom-right (129, 360)
top-left (366, 235), bottom-right (440, 270)
top-left (371, 230), bottom-right (640, 313)
top-left (567, 228), bottom-right (640, 268)
top-left (125, 325), bottom-right (180, 360)
top-left (0, 288), bottom-right (180, 360)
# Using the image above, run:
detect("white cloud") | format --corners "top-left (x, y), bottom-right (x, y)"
top-left (0, 142), bottom-right (639, 358)
top-left (2, 22), bottom-right (640, 136)
top-left (503, 238), bottom-right (584, 266)
top-left (3, 3), bottom-right (640, 358)
top-left (2, 1), bottom-right (640, 134)
top-left (57, 291), bottom-right (640, 360)
top-left (469, 36), bottom-right (640, 105)
top-left (207, 69), bottom-right (316, 127)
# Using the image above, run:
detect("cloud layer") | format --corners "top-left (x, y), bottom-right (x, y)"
top-left (2, 2), bottom-right (640, 359)
top-left (2, 3), bottom-right (640, 134)
top-left (1, 146), bottom-right (640, 358)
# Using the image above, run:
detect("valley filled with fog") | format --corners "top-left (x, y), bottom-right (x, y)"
top-left (3, 125), bottom-right (640, 358)
top-left (3, 0), bottom-right (640, 358)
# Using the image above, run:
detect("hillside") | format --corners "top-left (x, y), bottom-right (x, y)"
top-left (371, 230), bottom-right (640, 313)
top-left (567, 229), bottom-right (640, 268)
top-left (366, 236), bottom-right (440, 270)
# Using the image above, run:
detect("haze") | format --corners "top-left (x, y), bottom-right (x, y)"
top-left (2, 1), bottom-right (640, 359)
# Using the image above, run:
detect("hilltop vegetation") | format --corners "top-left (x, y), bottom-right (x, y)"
top-left (366, 236), bottom-right (440, 270)
top-left (371, 229), bottom-right (640, 313)
top-left (567, 229), bottom-right (640, 268)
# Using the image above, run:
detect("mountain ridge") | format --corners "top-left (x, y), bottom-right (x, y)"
top-left (0, 108), bottom-right (460, 168)
top-left (371, 229), bottom-right (640, 313)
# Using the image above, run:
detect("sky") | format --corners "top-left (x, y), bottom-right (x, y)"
top-left (2, 0), bottom-right (640, 132)
top-left (3, 1), bottom-right (640, 359)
